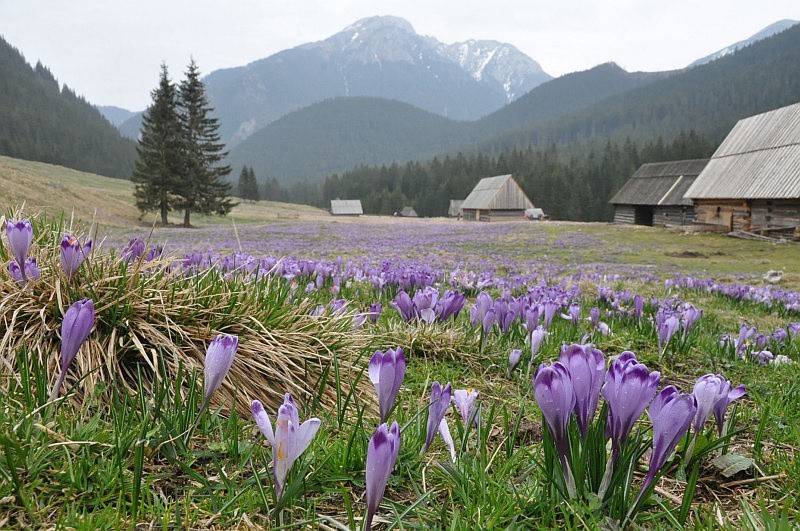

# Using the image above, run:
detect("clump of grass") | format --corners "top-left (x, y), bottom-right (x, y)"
top-left (0, 216), bottom-right (373, 415)
top-left (377, 320), bottom-right (480, 364)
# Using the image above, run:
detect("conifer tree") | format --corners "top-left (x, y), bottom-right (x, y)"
top-left (131, 63), bottom-right (183, 224)
top-left (237, 165), bottom-right (260, 202)
top-left (176, 59), bottom-right (234, 227)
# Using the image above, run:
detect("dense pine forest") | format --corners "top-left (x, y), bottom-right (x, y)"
top-left (0, 37), bottom-right (136, 179)
top-left (276, 130), bottom-right (712, 221)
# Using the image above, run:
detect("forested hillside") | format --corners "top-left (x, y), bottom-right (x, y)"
top-left (0, 36), bottom-right (136, 179)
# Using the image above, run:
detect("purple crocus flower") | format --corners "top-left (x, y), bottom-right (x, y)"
top-left (422, 381), bottom-right (455, 460)
top-left (481, 308), bottom-right (496, 336)
top-left (736, 323), bottom-right (756, 356)
top-left (691, 374), bottom-right (729, 434)
top-left (5, 219), bottom-right (33, 270)
top-left (602, 352), bottom-right (660, 459)
top-left (559, 344), bottom-right (606, 437)
top-left (121, 238), bottom-right (146, 261)
top-left (509, 349), bottom-right (522, 375)
top-left (60, 234), bottom-right (92, 281)
top-left (452, 388), bottom-right (479, 427)
top-left (251, 394), bottom-right (321, 498)
top-left (50, 298), bottom-right (95, 400)
top-left (365, 421), bottom-right (401, 530)
top-left (534, 361), bottom-right (576, 497)
top-left (712, 380), bottom-right (746, 437)
top-left (633, 386), bottom-right (696, 508)
top-left (632, 294), bottom-right (644, 319)
top-left (589, 307), bottom-right (600, 329)
top-left (658, 315), bottom-right (680, 352)
top-left (542, 300), bottom-right (560, 330)
top-left (529, 326), bottom-right (546, 364)
top-left (368, 347), bottom-right (406, 423)
top-left (368, 302), bottom-right (382, 323)
top-left (524, 304), bottom-right (540, 338)
top-left (202, 334), bottom-right (238, 410)
top-left (470, 291), bottom-right (493, 326)
top-left (561, 302), bottom-right (581, 326)
top-left (681, 304), bottom-right (702, 336)
top-left (788, 322), bottom-right (800, 337)
top-left (9, 258), bottom-right (40, 285)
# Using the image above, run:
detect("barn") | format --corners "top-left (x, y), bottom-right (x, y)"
top-left (460, 174), bottom-right (535, 221)
top-left (684, 102), bottom-right (800, 238)
top-left (609, 159), bottom-right (708, 226)
top-left (330, 199), bottom-right (363, 216)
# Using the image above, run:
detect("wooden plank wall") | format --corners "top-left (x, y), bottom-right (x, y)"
top-left (613, 205), bottom-right (636, 224)
top-left (654, 206), bottom-right (695, 226)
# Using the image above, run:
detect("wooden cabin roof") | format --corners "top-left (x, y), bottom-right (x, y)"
top-left (685, 102), bottom-right (800, 199)
top-left (610, 159), bottom-right (708, 206)
top-left (330, 199), bottom-right (363, 215)
top-left (461, 174), bottom-right (534, 210)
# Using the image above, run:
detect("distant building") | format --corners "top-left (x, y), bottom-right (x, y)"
top-left (399, 206), bottom-right (418, 217)
top-left (448, 200), bottom-right (463, 218)
top-left (461, 174), bottom-right (534, 221)
top-left (330, 199), bottom-right (363, 216)
top-left (610, 159), bottom-right (708, 226)
top-left (685, 102), bottom-right (800, 237)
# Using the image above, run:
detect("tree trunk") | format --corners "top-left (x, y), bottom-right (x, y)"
top-left (183, 208), bottom-right (191, 228)
top-left (160, 203), bottom-right (168, 225)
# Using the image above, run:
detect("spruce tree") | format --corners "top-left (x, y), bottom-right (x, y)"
top-left (131, 63), bottom-right (183, 224)
top-left (176, 59), bottom-right (234, 227)
top-left (239, 165), bottom-right (260, 202)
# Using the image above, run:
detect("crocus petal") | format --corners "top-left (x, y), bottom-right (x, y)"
top-left (712, 382), bottom-right (746, 436)
top-left (251, 400), bottom-right (276, 446)
top-left (204, 334), bottom-right (238, 401)
top-left (438, 418), bottom-right (456, 462)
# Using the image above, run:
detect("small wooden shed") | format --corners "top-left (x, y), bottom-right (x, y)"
top-left (609, 159), bottom-right (708, 226)
top-left (684, 102), bottom-right (800, 237)
top-left (399, 206), bottom-right (418, 218)
top-left (461, 174), bottom-right (534, 221)
top-left (330, 199), bottom-right (363, 216)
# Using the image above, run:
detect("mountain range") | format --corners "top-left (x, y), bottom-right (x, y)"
top-left (117, 16), bottom-right (552, 144)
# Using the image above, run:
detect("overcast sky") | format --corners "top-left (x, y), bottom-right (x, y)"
top-left (2, 1), bottom-right (799, 111)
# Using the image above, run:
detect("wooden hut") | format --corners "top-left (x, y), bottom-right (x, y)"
top-left (461, 174), bottom-right (534, 221)
top-left (399, 206), bottom-right (418, 217)
top-left (610, 159), bottom-right (708, 226)
top-left (684, 102), bottom-right (800, 237)
top-left (330, 199), bottom-right (363, 216)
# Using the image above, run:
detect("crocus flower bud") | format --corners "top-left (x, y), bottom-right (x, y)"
top-left (633, 386), bottom-right (696, 508)
top-left (5, 219), bottom-right (33, 268)
top-left (60, 234), bottom-right (93, 281)
top-left (368, 347), bottom-right (406, 423)
top-left (9, 258), bottom-right (40, 285)
top-left (602, 351), bottom-right (660, 458)
top-left (51, 298), bottom-right (95, 399)
top-left (365, 421), bottom-right (401, 530)
top-left (529, 326), bottom-right (547, 363)
top-left (203, 334), bottom-right (238, 404)
top-left (508, 349), bottom-right (522, 375)
top-left (422, 381), bottom-right (453, 454)
top-left (251, 394), bottom-right (321, 498)
top-left (559, 344), bottom-right (606, 438)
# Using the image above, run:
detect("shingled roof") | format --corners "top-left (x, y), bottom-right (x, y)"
top-left (610, 159), bottom-right (709, 206)
top-left (461, 174), bottom-right (534, 210)
top-left (685, 102), bottom-right (800, 199)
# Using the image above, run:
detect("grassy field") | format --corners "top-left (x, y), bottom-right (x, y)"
top-left (1, 157), bottom-right (800, 529)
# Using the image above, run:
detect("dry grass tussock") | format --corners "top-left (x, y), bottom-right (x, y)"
top-left (0, 241), bottom-right (374, 416)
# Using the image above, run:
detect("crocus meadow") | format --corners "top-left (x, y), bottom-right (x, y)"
top-left (2, 214), bottom-right (797, 528)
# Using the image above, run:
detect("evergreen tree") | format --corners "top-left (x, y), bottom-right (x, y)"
top-left (176, 59), bottom-right (234, 227)
top-left (237, 165), bottom-right (260, 201)
top-left (131, 63), bottom-right (184, 224)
